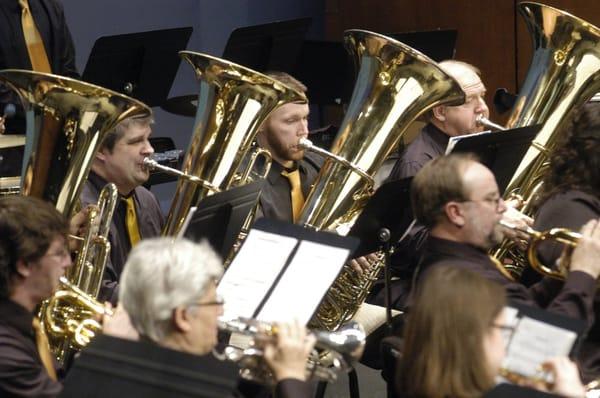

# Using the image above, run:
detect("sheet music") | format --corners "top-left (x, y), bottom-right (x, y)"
top-left (445, 130), bottom-right (491, 154)
top-left (257, 240), bottom-right (350, 324)
top-left (502, 315), bottom-right (577, 380)
top-left (217, 229), bottom-right (298, 321)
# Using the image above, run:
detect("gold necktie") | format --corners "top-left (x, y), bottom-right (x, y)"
top-left (31, 318), bottom-right (57, 381)
top-left (19, 0), bottom-right (51, 73)
top-left (281, 169), bottom-right (304, 223)
top-left (124, 196), bottom-right (141, 246)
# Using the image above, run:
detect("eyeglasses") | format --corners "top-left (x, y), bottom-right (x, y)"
top-left (187, 295), bottom-right (225, 308)
top-left (459, 196), bottom-right (503, 209)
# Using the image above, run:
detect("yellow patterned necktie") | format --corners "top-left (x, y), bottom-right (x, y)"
top-left (281, 168), bottom-right (305, 223)
top-left (31, 318), bottom-right (57, 381)
top-left (124, 196), bottom-right (141, 246)
top-left (19, 0), bottom-right (51, 73)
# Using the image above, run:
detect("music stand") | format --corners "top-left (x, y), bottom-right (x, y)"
top-left (181, 180), bottom-right (264, 259)
top-left (82, 27), bottom-right (193, 106)
top-left (448, 125), bottom-right (541, 193)
top-left (222, 18), bottom-right (312, 72)
top-left (349, 177), bottom-right (414, 258)
top-left (294, 29), bottom-right (458, 107)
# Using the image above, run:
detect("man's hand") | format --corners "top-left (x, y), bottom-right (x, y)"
top-left (102, 304), bottom-right (139, 341)
top-left (500, 205), bottom-right (534, 248)
top-left (68, 206), bottom-right (91, 251)
top-left (263, 320), bottom-right (316, 382)
top-left (348, 252), bottom-right (379, 276)
top-left (569, 218), bottom-right (600, 279)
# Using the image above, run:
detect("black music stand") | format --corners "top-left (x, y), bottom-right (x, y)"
top-left (294, 29), bottom-right (458, 108)
top-left (82, 27), bottom-right (193, 106)
top-left (182, 180), bottom-right (264, 259)
top-left (222, 18), bottom-right (312, 72)
top-left (448, 125), bottom-right (541, 193)
top-left (349, 177), bottom-right (414, 258)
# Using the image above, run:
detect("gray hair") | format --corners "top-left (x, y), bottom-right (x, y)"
top-left (119, 237), bottom-right (223, 342)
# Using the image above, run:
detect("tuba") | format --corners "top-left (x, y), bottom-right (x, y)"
top-left (0, 69), bottom-right (151, 362)
top-left (162, 51), bottom-right (306, 236)
top-left (297, 30), bottom-right (465, 331)
top-left (493, 2), bottom-right (600, 274)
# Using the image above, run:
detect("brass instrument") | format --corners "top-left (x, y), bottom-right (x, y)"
top-left (216, 317), bottom-right (365, 384)
top-left (162, 51), bottom-right (306, 236)
top-left (43, 277), bottom-right (113, 350)
top-left (0, 69), bottom-right (151, 362)
top-left (297, 30), bottom-right (465, 331)
top-left (476, 114), bottom-right (506, 131)
top-left (500, 220), bottom-right (580, 281)
top-left (492, 2), bottom-right (600, 273)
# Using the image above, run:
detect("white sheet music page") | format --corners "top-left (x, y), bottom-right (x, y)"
top-left (217, 229), bottom-right (298, 322)
top-left (502, 316), bottom-right (577, 379)
top-left (256, 240), bottom-right (350, 325)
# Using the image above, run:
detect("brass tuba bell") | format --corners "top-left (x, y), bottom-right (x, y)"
top-left (492, 2), bottom-right (600, 274)
top-left (0, 69), bottom-right (151, 363)
top-left (162, 51), bottom-right (307, 236)
top-left (297, 30), bottom-right (466, 331)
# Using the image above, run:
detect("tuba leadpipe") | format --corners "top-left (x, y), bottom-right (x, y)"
top-left (476, 114), bottom-right (506, 131)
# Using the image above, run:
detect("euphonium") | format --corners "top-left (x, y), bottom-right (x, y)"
top-left (43, 277), bottom-right (114, 350)
top-left (297, 30), bottom-right (465, 331)
top-left (162, 51), bottom-right (306, 236)
top-left (216, 317), bottom-right (365, 384)
top-left (492, 2), bottom-right (600, 273)
top-left (500, 220), bottom-right (581, 281)
top-left (0, 69), bottom-right (151, 362)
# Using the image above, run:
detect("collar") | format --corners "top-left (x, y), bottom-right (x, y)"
top-left (424, 123), bottom-right (451, 149)
top-left (0, 299), bottom-right (35, 338)
top-left (426, 235), bottom-right (490, 261)
top-left (88, 171), bottom-right (135, 200)
top-left (267, 159), bottom-right (308, 185)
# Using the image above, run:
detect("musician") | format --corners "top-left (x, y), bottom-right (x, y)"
top-left (395, 266), bottom-right (586, 398)
top-left (411, 153), bottom-right (600, 324)
top-left (255, 71), bottom-right (322, 223)
top-left (81, 115), bottom-right (164, 304)
top-left (0, 196), bottom-right (70, 397)
top-left (62, 238), bottom-right (315, 398)
top-left (0, 0), bottom-right (78, 136)
top-left (526, 102), bottom-right (600, 382)
top-left (387, 60), bottom-right (489, 181)
top-left (255, 71), bottom-right (374, 275)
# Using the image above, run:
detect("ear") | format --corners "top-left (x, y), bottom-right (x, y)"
top-left (172, 306), bottom-right (192, 333)
top-left (432, 106), bottom-right (446, 122)
top-left (15, 259), bottom-right (31, 278)
top-left (444, 202), bottom-right (466, 227)
top-left (95, 147), bottom-right (108, 162)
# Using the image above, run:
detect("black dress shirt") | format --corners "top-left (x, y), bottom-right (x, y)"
top-left (257, 152), bottom-right (323, 223)
top-left (416, 237), bottom-right (597, 325)
top-left (80, 172), bottom-right (164, 304)
top-left (387, 123), bottom-right (449, 181)
top-left (0, 299), bottom-right (62, 398)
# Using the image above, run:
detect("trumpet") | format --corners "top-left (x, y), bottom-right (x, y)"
top-left (43, 277), bottom-right (113, 350)
top-left (476, 114), bottom-right (506, 131)
top-left (499, 220), bottom-right (580, 280)
top-left (216, 317), bottom-right (365, 384)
